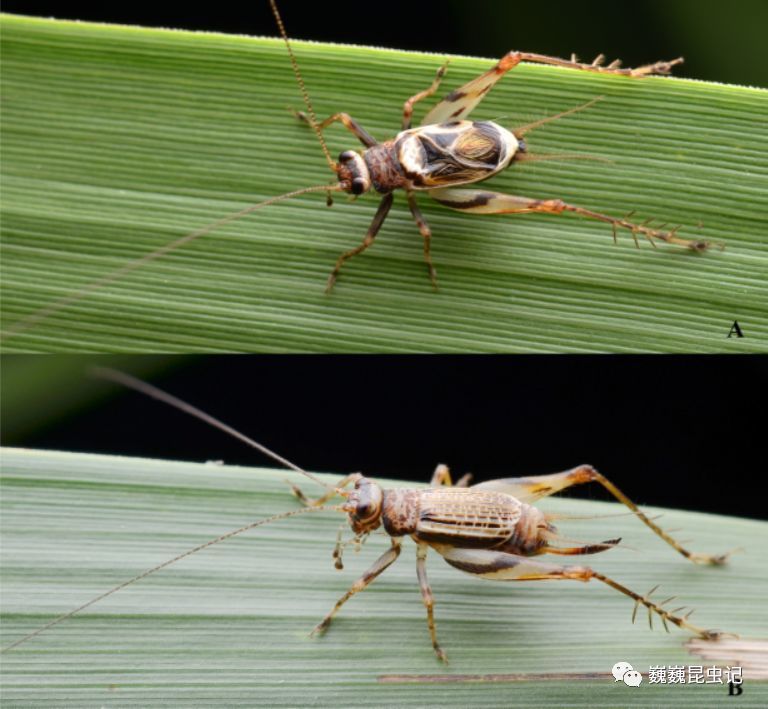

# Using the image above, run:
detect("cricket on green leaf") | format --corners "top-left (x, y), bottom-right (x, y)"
top-left (1, 1), bottom-right (719, 340)
top-left (269, 0), bottom-right (716, 292)
top-left (1, 369), bottom-right (735, 662)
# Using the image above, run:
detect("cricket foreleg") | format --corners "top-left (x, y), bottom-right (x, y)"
top-left (311, 538), bottom-right (401, 636)
top-left (402, 62), bottom-right (448, 129)
top-left (406, 192), bottom-right (438, 289)
top-left (433, 546), bottom-right (722, 640)
top-left (327, 192), bottom-right (394, 292)
top-left (473, 465), bottom-right (730, 565)
top-left (430, 464), bottom-right (472, 488)
top-left (293, 109), bottom-right (378, 147)
top-left (429, 188), bottom-right (713, 251)
top-left (416, 543), bottom-right (447, 662)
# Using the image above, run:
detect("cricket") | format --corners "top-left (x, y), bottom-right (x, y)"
top-left (1, 369), bottom-right (733, 661)
top-left (2, 1), bottom-right (716, 339)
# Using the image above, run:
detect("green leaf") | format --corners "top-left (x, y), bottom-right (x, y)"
top-left (1, 15), bottom-right (766, 352)
top-left (2, 448), bottom-right (766, 705)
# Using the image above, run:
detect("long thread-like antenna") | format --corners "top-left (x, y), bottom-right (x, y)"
top-left (91, 366), bottom-right (334, 492)
top-left (1, 183), bottom-right (341, 341)
top-left (269, 0), bottom-right (337, 172)
top-left (1, 504), bottom-right (341, 652)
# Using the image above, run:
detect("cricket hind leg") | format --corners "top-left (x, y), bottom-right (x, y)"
top-left (311, 538), bottom-right (401, 636)
top-left (429, 187), bottom-right (713, 252)
top-left (402, 62), bottom-right (449, 130)
top-left (406, 192), bottom-right (438, 290)
top-left (473, 464), bottom-right (730, 565)
top-left (293, 110), bottom-right (378, 148)
top-left (327, 192), bottom-right (394, 292)
top-left (416, 543), bottom-right (447, 662)
top-left (420, 51), bottom-right (682, 125)
top-left (508, 51), bottom-right (683, 78)
top-left (433, 546), bottom-right (722, 640)
top-left (430, 464), bottom-right (472, 489)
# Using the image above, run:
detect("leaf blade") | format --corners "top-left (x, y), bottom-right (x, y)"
top-left (1, 15), bottom-right (767, 352)
top-left (2, 448), bottom-right (767, 705)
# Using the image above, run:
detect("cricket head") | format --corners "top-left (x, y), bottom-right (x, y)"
top-left (341, 474), bottom-right (383, 533)
top-left (336, 150), bottom-right (372, 195)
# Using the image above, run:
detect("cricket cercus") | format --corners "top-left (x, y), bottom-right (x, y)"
top-left (0, 2), bottom-right (716, 341)
top-left (1, 370), bottom-right (734, 662)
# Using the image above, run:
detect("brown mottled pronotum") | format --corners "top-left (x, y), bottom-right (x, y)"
top-left (1, 1), bottom-right (717, 340)
top-left (1, 370), bottom-right (734, 661)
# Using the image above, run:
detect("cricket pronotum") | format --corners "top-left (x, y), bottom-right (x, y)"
top-left (2, 1), bottom-right (717, 340)
top-left (1, 369), bottom-right (734, 661)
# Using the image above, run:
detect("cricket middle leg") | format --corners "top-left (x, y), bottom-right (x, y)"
top-left (311, 538), bottom-right (401, 635)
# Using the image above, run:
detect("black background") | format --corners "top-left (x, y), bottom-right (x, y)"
top-left (3, 356), bottom-right (764, 520)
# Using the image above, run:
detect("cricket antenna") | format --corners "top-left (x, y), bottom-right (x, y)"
top-left (0, 183), bottom-right (342, 341)
top-left (269, 0), bottom-right (337, 173)
top-left (91, 367), bottom-right (336, 493)
top-left (0, 503), bottom-right (342, 653)
top-left (513, 96), bottom-right (604, 137)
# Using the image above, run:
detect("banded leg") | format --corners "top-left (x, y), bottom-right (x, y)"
top-left (403, 62), bottom-right (449, 129)
top-left (327, 192), bottom-right (394, 292)
top-left (472, 464), bottom-right (730, 565)
top-left (429, 187), bottom-right (713, 251)
top-left (430, 464), bottom-right (472, 489)
top-left (433, 546), bottom-right (722, 640)
top-left (406, 192), bottom-right (438, 289)
top-left (416, 543), bottom-right (447, 662)
top-left (421, 51), bottom-right (683, 125)
top-left (293, 110), bottom-right (377, 147)
top-left (311, 538), bottom-right (401, 635)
